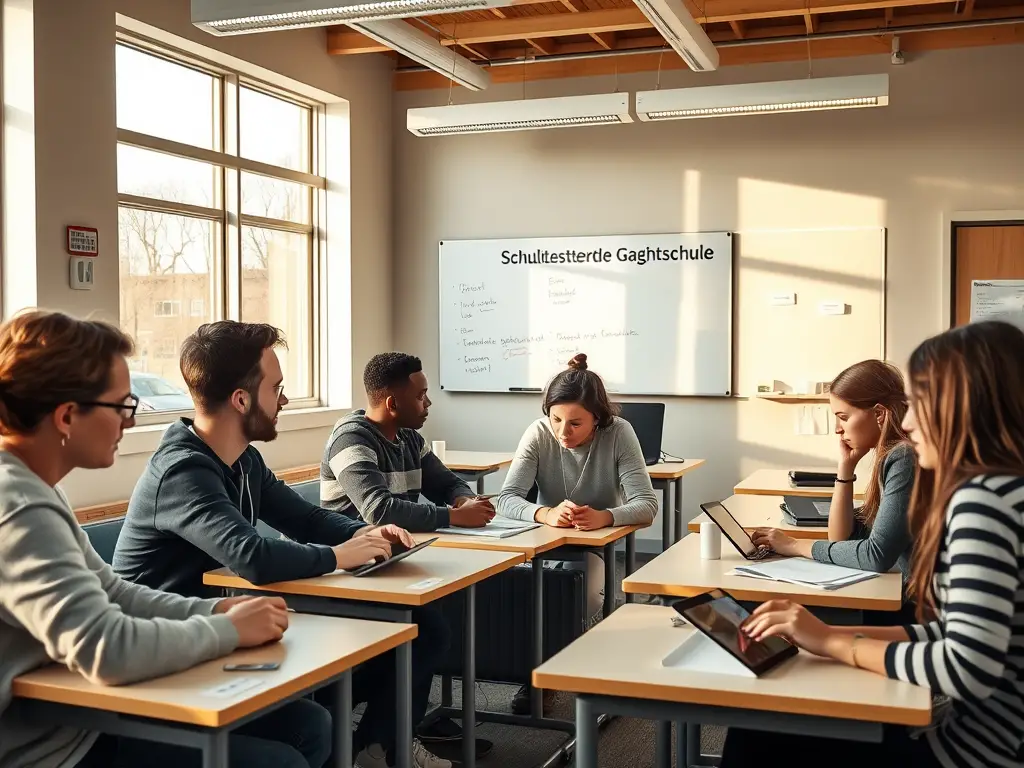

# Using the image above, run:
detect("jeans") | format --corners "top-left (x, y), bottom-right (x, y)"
top-left (78, 698), bottom-right (332, 768)
top-left (318, 603), bottom-right (451, 757)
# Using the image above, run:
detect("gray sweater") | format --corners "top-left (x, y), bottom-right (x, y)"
top-left (0, 452), bottom-right (238, 768)
top-left (810, 442), bottom-right (916, 576)
top-left (497, 417), bottom-right (658, 526)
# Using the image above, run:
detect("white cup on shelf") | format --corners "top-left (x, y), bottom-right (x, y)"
top-left (700, 522), bottom-right (721, 560)
top-left (431, 440), bottom-right (446, 461)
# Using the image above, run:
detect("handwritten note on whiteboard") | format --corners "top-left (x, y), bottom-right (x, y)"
top-left (971, 280), bottom-right (1024, 325)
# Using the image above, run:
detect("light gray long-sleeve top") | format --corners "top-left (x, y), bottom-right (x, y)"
top-left (0, 452), bottom-right (239, 768)
top-left (497, 417), bottom-right (658, 526)
top-left (810, 442), bottom-right (916, 576)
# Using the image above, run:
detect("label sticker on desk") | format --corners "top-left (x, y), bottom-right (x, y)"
top-left (407, 577), bottom-right (445, 590)
top-left (203, 677), bottom-right (267, 698)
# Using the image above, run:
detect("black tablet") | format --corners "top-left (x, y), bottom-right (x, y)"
top-left (671, 589), bottom-right (798, 676)
top-left (347, 537), bottom-right (439, 577)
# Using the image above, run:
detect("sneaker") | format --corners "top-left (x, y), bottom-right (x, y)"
top-left (356, 740), bottom-right (453, 768)
top-left (412, 740), bottom-right (453, 768)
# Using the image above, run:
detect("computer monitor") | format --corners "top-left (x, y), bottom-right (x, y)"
top-left (615, 402), bottom-right (665, 466)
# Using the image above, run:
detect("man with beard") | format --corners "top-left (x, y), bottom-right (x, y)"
top-left (115, 322), bottom-right (456, 768)
top-left (320, 352), bottom-right (495, 531)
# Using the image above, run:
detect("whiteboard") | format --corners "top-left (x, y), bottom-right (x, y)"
top-left (438, 233), bottom-right (733, 395)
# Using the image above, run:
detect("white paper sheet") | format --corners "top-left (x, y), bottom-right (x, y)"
top-left (435, 518), bottom-right (541, 538)
top-left (970, 280), bottom-right (1024, 325)
top-left (733, 558), bottom-right (878, 590)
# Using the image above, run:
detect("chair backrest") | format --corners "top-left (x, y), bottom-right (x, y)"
top-left (84, 518), bottom-right (125, 565)
top-left (290, 479), bottom-right (321, 506)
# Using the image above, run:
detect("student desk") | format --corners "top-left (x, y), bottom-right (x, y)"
top-left (12, 614), bottom-right (416, 768)
top-left (648, 460), bottom-right (707, 550)
top-left (687, 494), bottom-right (829, 540)
top-left (622, 534), bottom-right (903, 612)
top-left (413, 524), bottom-right (642, 723)
top-left (533, 604), bottom-right (931, 768)
top-left (205, 547), bottom-right (523, 768)
top-left (735, 469), bottom-right (867, 500)
top-left (443, 451), bottom-right (514, 494)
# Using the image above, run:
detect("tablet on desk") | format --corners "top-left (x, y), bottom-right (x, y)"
top-left (347, 537), bottom-right (439, 577)
top-left (671, 589), bottom-right (798, 676)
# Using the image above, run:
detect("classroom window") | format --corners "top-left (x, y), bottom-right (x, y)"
top-left (116, 39), bottom-right (323, 415)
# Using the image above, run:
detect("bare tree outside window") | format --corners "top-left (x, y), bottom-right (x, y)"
top-left (116, 42), bottom-right (321, 415)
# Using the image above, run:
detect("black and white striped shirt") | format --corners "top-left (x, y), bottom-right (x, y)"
top-left (885, 474), bottom-right (1024, 768)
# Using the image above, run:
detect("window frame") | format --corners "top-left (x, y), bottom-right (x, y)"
top-left (115, 35), bottom-right (324, 423)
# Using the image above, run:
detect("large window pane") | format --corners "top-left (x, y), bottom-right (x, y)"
top-left (118, 145), bottom-right (218, 208)
top-left (240, 87), bottom-right (310, 172)
top-left (116, 45), bottom-right (218, 150)
top-left (119, 207), bottom-right (217, 411)
top-left (241, 227), bottom-right (312, 399)
top-left (241, 172), bottom-right (310, 224)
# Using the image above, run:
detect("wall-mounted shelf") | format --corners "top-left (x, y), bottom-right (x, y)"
top-left (756, 393), bottom-right (830, 403)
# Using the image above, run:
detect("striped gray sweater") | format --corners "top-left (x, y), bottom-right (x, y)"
top-left (319, 410), bottom-right (473, 532)
top-left (885, 474), bottom-right (1024, 768)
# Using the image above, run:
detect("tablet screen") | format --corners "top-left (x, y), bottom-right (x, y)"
top-left (673, 590), bottom-right (796, 673)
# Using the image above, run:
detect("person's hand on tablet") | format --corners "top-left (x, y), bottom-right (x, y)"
top-left (741, 600), bottom-right (833, 657)
top-left (373, 524), bottom-right (416, 548)
top-left (333, 536), bottom-right (392, 571)
top-left (751, 528), bottom-right (798, 556)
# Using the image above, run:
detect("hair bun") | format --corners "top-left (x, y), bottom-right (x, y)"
top-left (567, 353), bottom-right (588, 371)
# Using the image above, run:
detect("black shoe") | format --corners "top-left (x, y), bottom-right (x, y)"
top-left (423, 738), bottom-right (493, 762)
top-left (510, 686), bottom-right (556, 715)
top-left (417, 719), bottom-right (492, 758)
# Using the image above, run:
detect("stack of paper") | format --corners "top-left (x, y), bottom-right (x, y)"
top-left (435, 518), bottom-right (541, 538)
top-left (733, 559), bottom-right (878, 590)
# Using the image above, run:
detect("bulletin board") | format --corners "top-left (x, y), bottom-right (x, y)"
top-left (734, 228), bottom-right (886, 395)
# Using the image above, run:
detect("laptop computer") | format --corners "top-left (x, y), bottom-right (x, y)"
top-left (781, 496), bottom-right (831, 527)
top-left (616, 402), bottom-right (665, 466)
top-left (699, 501), bottom-right (776, 560)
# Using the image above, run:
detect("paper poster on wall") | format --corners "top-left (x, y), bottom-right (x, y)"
top-left (970, 280), bottom-right (1024, 326)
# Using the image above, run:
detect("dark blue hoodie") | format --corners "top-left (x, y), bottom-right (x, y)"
top-left (114, 419), bottom-right (366, 598)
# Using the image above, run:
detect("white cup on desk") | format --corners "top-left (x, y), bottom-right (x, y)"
top-left (700, 522), bottom-right (721, 560)
top-left (431, 440), bottom-right (446, 461)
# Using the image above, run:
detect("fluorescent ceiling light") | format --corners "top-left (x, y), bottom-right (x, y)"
top-left (407, 93), bottom-right (632, 136)
top-left (631, 0), bottom-right (718, 71)
top-left (636, 74), bottom-right (890, 121)
top-left (354, 19), bottom-right (490, 91)
top-left (192, 0), bottom-right (512, 34)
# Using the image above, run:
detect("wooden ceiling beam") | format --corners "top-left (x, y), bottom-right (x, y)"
top-left (525, 37), bottom-right (558, 54)
top-left (729, 19), bottom-right (745, 37)
top-left (328, 0), bottom-right (962, 54)
top-left (590, 31), bottom-right (617, 48)
top-left (394, 22), bottom-right (1024, 89)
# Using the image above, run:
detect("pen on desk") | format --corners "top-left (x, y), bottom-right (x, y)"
top-left (508, 387), bottom-right (542, 392)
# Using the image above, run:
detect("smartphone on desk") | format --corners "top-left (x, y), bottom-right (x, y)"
top-left (223, 662), bottom-right (280, 672)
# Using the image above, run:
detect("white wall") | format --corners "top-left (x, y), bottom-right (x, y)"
top-left (392, 44), bottom-right (1024, 541)
top-left (3, 0), bottom-right (394, 506)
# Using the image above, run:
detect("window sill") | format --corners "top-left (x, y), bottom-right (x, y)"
top-left (118, 406), bottom-right (346, 456)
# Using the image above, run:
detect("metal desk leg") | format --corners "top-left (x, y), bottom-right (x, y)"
top-left (655, 721), bottom-right (672, 768)
top-left (674, 477), bottom-right (685, 545)
top-left (203, 730), bottom-right (229, 768)
top-left (686, 724), bottom-right (701, 767)
top-left (675, 721), bottom-right (687, 768)
top-left (334, 671), bottom-right (353, 768)
top-left (441, 676), bottom-right (452, 708)
top-left (666, 480), bottom-right (678, 546)
top-left (658, 480), bottom-right (671, 552)
top-left (396, 641), bottom-right (413, 768)
top-left (463, 584), bottom-right (477, 768)
top-left (475, 475), bottom-right (485, 495)
top-left (625, 532), bottom-right (636, 603)
top-left (575, 696), bottom-right (599, 768)
top-left (603, 542), bottom-right (616, 618)
top-left (530, 555), bottom-right (544, 717)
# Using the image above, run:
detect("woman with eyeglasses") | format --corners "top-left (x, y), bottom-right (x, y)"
top-left (0, 310), bottom-right (330, 768)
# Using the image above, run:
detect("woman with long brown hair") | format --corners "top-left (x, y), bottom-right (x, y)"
top-left (720, 321), bottom-right (1024, 768)
top-left (0, 310), bottom-right (330, 768)
top-left (752, 360), bottom-right (916, 580)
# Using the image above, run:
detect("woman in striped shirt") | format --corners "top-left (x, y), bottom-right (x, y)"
top-left (721, 320), bottom-right (1024, 768)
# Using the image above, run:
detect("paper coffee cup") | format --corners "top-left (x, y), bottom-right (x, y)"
top-left (431, 440), bottom-right (446, 461)
top-left (700, 522), bottom-right (721, 560)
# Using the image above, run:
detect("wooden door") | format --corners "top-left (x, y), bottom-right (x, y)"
top-left (952, 224), bottom-right (1024, 327)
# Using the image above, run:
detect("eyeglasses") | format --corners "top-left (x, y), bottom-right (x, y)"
top-left (78, 394), bottom-right (140, 420)
top-left (273, 384), bottom-right (286, 400)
